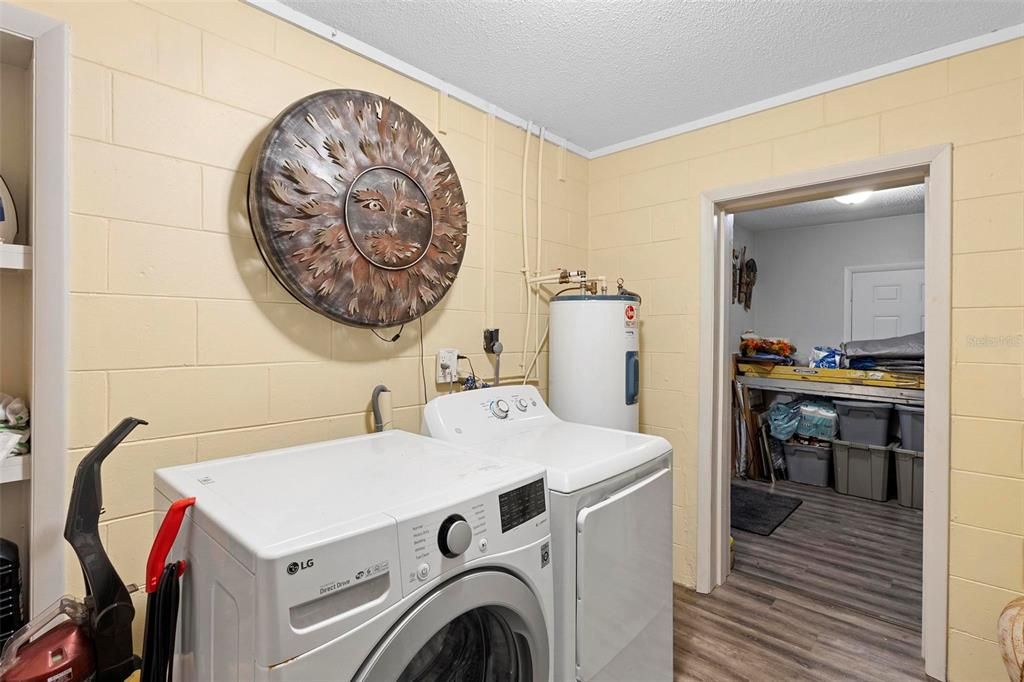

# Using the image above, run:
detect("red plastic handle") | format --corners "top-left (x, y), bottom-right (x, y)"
top-left (146, 497), bottom-right (196, 593)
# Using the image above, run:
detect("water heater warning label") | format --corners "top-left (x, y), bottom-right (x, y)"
top-left (624, 304), bottom-right (637, 329)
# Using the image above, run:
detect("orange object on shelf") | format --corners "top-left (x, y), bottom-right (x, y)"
top-left (739, 336), bottom-right (796, 359)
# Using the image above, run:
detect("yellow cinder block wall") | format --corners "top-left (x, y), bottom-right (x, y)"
top-left (15, 0), bottom-right (588, 642)
top-left (591, 39), bottom-right (1024, 681)
top-left (13, 0), bottom-right (1024, 676)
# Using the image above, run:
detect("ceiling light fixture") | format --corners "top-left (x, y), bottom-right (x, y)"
top-left (834, 191), bottom-right (873, 205)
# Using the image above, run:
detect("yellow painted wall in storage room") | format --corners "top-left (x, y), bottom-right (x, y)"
top-left (588, 39), bottom-right (1024, 680)
top-left (13, 0), bottom-right (588, 647)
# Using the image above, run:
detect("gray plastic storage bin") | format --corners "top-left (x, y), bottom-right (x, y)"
top-left (896, 405), bottom-right (925, 452)
top-left (833, 439), bottom-right (892, 502)
top-left (783, 441), bottom-right (832, 487)
top-left (894, 446), bottom-right (924, 509)
top-left (834, 400), bottom-right (893, 446)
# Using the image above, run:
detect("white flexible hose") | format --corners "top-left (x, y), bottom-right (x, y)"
top-left (529, 127), bottom-right (545, 384)
top-left (523, 325), bottom-right (549, 385)
top-left (521, 279), bottom-right (563, 386)
top-left (520, 122), bottom-right (533, 375)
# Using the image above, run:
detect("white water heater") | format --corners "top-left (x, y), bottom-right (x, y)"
top-left (548, 293), bottom-right (640, 431)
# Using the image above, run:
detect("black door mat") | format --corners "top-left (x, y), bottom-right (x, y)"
top-left (731, 484), bottom-right (802, 536)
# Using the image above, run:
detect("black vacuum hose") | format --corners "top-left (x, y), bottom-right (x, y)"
top-left (141, 564), bottom-right (180, 682)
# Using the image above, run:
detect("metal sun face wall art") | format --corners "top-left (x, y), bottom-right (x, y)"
top-left (248, 90), bottom-right (468, 327)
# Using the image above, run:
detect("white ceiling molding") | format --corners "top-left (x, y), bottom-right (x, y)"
top-left (589, 22), bottom-right (1024, 158)
top-left (248, 0), bottom-right (1023, 160)
top-left (245, 0), bottom-right (591, 158)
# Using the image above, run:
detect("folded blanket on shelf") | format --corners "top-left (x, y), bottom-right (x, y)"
top-left (849, 357), bottom-right (925, 373)
top-left (744, 352), bottom-right (796, 365)
top-left (843, 331), bottom-right (924, 360)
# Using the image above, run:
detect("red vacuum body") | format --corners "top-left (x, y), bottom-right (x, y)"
top-left (0, 621), bottom-right (94, 682)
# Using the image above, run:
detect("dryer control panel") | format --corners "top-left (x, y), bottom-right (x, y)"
top-left (395, 474), bottom-right (549, 597)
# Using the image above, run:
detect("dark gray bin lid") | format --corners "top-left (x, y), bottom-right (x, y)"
top-left (834, 399), bottom-right (894, 410)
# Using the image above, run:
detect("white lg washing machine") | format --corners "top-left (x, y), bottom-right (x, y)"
top-left (424, 386), bottom-right (674, 682)
top-left (154, 430), bottom-right (554, 681)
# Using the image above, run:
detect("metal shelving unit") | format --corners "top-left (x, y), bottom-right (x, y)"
top-left (735, 374), bottom-right (924, 406)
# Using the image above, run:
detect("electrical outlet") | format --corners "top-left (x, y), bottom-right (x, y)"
top-left (436, 348), bottom-right (459, 383)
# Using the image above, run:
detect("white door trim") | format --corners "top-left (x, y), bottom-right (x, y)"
top-left (1, 2), bottom-right (71, 615)
top-left (843, 261), bottom-right (925, 342)
top-left (696, 145), bottom-right (951, 680)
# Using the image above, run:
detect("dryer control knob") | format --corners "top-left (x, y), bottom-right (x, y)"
top-left (515, 398), bottom-right (528, 412)
top-left (490, 399), bottom-right (510, 419)
top-left (438, 515), bottom-right (472, 558)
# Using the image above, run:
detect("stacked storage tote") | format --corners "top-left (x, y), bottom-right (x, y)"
top-left (549, 293), bottom-right (641, 432)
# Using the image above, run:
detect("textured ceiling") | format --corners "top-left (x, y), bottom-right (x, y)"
top-left (734, 184), bottom-right (925, 232)
top-left (279, 1), bottom-right (1023, 152)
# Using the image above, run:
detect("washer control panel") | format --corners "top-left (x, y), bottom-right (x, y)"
top-left (489, 399), bottom-right (510, 419)
top-left (396, 475), bottom-right (549, 596)
top-left (423, 385), bottom-right (558, 442)
top-left (473, 389), bottom-right (544, 423)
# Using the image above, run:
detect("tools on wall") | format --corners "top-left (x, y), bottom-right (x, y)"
top-left (732, 247), bottom-right (758, 310)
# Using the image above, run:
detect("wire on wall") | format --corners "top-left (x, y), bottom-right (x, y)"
top-left (371, 324), bottom-right (404, 343)
top-left (458, 354), bottom-right (478, 382)
top-left (418, 317), bottom-right (428, 405)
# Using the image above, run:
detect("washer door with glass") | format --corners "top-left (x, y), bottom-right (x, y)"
top-left (355, 570), bottom-right (548, 682)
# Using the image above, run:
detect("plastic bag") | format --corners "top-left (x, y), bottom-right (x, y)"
top-left (810, 346), bottom-right (843, 369)
top-left (766, 401), bottom-right (801, 441)
top-left (795, 401), bottom-right (838, 440)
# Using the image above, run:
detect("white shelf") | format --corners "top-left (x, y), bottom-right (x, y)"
top-left (0, 244), bottom-right (31, 270)
top-left (0, 454), bottom-right (30, 484)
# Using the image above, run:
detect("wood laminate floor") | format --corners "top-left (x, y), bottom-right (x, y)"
top-left (673, 479), bottom-right (927, 681)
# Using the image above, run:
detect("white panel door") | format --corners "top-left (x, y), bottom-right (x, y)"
top-left (850, 267), bottom-right (925, 340)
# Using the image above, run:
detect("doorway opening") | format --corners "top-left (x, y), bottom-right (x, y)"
top-left (695, 147), bottom-right (951, 681)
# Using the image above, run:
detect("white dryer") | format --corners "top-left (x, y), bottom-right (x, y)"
top-left (424, 386), bottom-right (673, 682)
top-left (154, 430), bottom-right (554, 681)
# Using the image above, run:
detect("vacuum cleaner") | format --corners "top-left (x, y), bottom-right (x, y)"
top-left (0, 418), bottom-right (195, 682)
